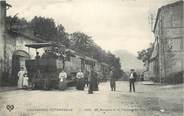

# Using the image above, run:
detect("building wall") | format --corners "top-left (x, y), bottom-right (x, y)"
top-left (0, 1), bottom-right (6, 85)
top-left (0, 1), bottom-right (5, 60)
top-left (5, 34), bottom-right (44, 75)
top-left (15, 36), bottom-right (44, 59)
top-left (0, 1), bottom-right (45, 86)
top-left (162, 2), bottom-right (184, 76)
top-left (153, 1), bottom-right (184, 82)
top-left (4, 33), bottom-right (16, 76)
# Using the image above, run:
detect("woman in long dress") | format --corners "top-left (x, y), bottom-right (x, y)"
top-left (17, 67), bottom-right (26, 89)
top-left (58, 69), bottom-right (67, 90)
top-left (23, 73), bottom-right (29, 89)
top-left (88, 69), bottom-right (98, 94)
top-left (76, 70), bottom-right (85, 90)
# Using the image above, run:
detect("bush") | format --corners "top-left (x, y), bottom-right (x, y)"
top-left (166, 71), bottom-right (183, 84)
top-left (150, 76), bottom-right (160, 83)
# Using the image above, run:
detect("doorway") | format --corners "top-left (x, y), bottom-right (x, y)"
top-left (11, 50), bottom-right (30, 86)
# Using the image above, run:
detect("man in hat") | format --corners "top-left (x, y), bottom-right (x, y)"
top-left (129, 69), bottom-right (137, 92)
top-left (110, 67), bottom-right (116, 91)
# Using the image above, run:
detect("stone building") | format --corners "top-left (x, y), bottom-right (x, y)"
top-left (0, 1), bottom-right (44, 86)
top-left (150, 1), bottom-right (184, 83)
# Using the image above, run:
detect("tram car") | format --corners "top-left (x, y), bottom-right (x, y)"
top-left (25, 42), bottom-right (65, 90)
top-left (64, 49), bottom-right (85, 86)
top-left (25, 42), bottom-right (111, 90)
top-left (100, 62), bottom-right (110, 82)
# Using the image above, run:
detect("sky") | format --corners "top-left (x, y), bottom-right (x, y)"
top-left (6, 0), bottom-right (180, 55)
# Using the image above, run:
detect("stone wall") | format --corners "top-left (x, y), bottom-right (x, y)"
top-left (0, 1), bottom-right (6, 86)
top-left (6, 34), bottom-right (44, 70)
top-left (161, 2), bottom-right (184, 76)
top-left (152, 1), bottom-right (184, 82)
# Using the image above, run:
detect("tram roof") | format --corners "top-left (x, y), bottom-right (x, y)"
top-left (85, 56), bottom-right (97, 62)
top-left (101, 62), bottom-right (109, 66)
top-left (25, 42), bottom-right (65, 49)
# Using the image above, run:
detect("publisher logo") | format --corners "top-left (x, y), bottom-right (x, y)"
top-left (6, 105), bottom-right (14, 112)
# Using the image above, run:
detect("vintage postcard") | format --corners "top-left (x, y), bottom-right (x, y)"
top-left (0, 0), bottom-right (183, 116)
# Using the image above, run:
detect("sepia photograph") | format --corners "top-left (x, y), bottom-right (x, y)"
top-left (0, 0), bottom-right (183, 116)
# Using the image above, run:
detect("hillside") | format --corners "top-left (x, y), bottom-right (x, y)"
top-left (113, 50), bottom-right (144, 72)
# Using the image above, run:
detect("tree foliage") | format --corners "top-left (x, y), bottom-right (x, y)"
top-left (29, 16), bottom-right (68, 47)
top-left (30, 16), bottom-right (57, 41)
top-left (137, 43), bottom-right (153, 63)
top-left (70, 32), bottom-right (94, 54)
top-left (6, 16), bottom-right (28, 32)
top-left (70, 32), bottom-right (122, 79)
top-left (6, 16), bottom-right (123, 79)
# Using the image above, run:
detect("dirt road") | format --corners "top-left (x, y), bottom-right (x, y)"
top-left (0, 81), bottom-right (183, 116)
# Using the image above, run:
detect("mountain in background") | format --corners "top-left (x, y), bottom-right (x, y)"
top-left (113, 49), bottom-right (144, 72)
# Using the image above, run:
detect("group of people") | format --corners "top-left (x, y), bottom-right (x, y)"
top-left (58, 68), bottom-right (99, 94)
top-left (58, 67), bottom-right (137, 93)
top-left (36, 49), bottom-right (65, 60)
top-left (17, 67), bottom-right (29, 89)
top-left (109, 68), bottom-right (137, 92)
top-left (17, 66), bottom-right (137, 93)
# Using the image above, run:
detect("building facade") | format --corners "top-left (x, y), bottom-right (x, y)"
top-left (0, 1), bottom-right (44, 86)
top-left (150, 1), bottom-right (184, 83)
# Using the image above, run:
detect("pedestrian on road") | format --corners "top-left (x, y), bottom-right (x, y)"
top-left (93, 71), bottom-right (99, 91)
top-left (110, 67), bottom-right (116, 91)
top-left (76, 69), bottom-right (85, 90)
top-left (84, 70), bottom-right (89, 87)
top-left (17, 67), bottom-right (26, 89)
top-left (129, 69), bottom-right (137, 92)
top-left (88, 68), bottom-right (97, 94)
top-left (58, 69), bottom-right (67, 90)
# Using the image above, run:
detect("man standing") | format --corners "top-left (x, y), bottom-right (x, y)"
top-left (93, 70), bottom-right (99, 91)
top-left (84, 70), bottom-right (89, 87)
top-left (129, 69), bottom-right (137, 92)
top-left (110, 67), bottom-right (116, 91)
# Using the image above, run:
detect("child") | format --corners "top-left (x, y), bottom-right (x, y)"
top-left (23, 73), bottom-right (29, 89)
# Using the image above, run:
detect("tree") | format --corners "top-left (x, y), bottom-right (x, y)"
top-left (30, 16), bottom-right (57, 41)
top-left (105, 51), bottom-right (122, 79)
top-left (137, 43), bottom-right (153, 64)
top-left (6, 15), bottom-right (123, 79)
top-left (6, 16), bottom-right (28, 32)
top-left (56, 24), bottom-right (70, 47)
top-left (69, 32), bottom-right (94, 56)
top-left (30, 16), bottom-right (70, 47)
